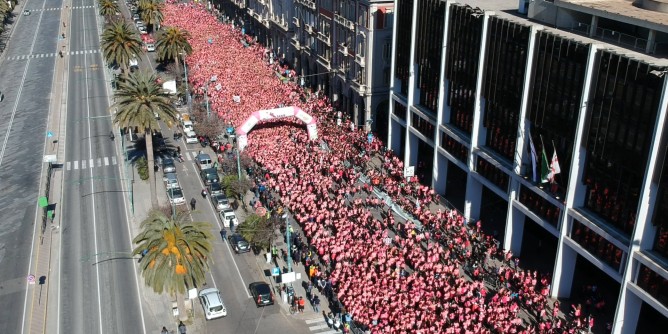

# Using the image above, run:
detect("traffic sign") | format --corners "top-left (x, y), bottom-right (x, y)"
top-left (271, 267), bottom-right (281, 276)
top-left (46, 131), bottom-right (54, 138)
top-left (404, 166), bottom-right (415, 178)
top-left (27, 274), bottom-right (36, 285)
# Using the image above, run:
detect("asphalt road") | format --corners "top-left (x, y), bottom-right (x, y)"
top-left (0, 0), bottom-right (63, 332)
top-left (56, 0), bottom-right (145, 333)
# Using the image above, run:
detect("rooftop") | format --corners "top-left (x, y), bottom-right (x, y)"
top-left (558, 0), bottom-right (668, 32)
top-left (452, 0), bottom-right (668, 66)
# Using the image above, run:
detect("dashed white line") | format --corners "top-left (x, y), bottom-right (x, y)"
top-left (104, 157), bottom-right (109, 166)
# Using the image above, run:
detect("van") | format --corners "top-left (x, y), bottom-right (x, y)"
top-left (164, 173), bottom-right (179, 190)
top-left (196, 153), bottom-right (213, 170)
top-left (185, 130), bottom-right (198, 144)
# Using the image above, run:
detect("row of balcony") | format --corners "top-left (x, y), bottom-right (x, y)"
top-left (337, 44), bottom-right (365, 67)
top-left (334, 13), bottom-right (355, 31)
top-left (295, 0), bottom-right (316, 10)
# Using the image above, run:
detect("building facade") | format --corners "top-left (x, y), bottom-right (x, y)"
top-left (216, 0), bottom-right (394, 135)
top-left (388, 0), bottom-right (668, 333)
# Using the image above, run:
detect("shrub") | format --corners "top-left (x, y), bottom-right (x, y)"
top-left (137, 156), bottom-right (149, 180)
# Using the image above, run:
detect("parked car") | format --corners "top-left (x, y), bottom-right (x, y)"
top-left (200, 168), bottom-right (219, 185)
top-left (167, 188), bottom-right (185, 205)
top-left (208, 181), bottom-right (222, 196)
top-left (249, 282), bottom-right (274, 307)
top-left (211, 194), bottom-right (230, 211)
top-left (139, 26), bottom-right (148, 34)
top-left (146, 43), bottom-right (155, 52)
top-left (219, 208), bottom-right (238, 228)
top-left (185, 130), bottom-right (198, 144)
top-left (162, 158), bottom-right (176, 173)
top-left (199, 288), bottom-right (227, 320)
top-left (228, 234), bottom-right (250, 254)
top-left (196, 153), bottom-right (213, 170)
top-left (164, 173), bottom-right (179, 190)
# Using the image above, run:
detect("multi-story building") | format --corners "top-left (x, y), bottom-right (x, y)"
top-left (387, 0), bottom-right (668, 332)
top-left (216, 0), bottom-right (394, 134)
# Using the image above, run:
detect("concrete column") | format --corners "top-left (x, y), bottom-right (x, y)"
top-left (589, 16), bottom-right (598, 38)
top-left (646, 29), bottom-right (656, 54)
top-left (464, 174), bottom-right (483, 222)
top-left (616, 290), bottom-right (643, 334)
top-left (504, 201), bottom-right (526, 255)
top-left (434, 153), bottom-right (449, 196)
top-left (408, 132), bottom-right (419, 171)
top-left (612, 64), bottom-right (668, 334)
top-left (552, 44), bottom-right (599, 299)
top-left (403, 0), bottom-right (420, 165)
top-left (552, 242), bottom-right (578, 298)
top-left (468, 11), bottom-right (492, 171)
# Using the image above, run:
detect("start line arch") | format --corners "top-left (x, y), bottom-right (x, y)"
top-left (236, 106), bottom-right (318, 151)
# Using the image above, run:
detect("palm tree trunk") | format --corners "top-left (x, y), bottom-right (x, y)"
top-left (145, 130), bottom-right (159, 208)
top-left (176, 291), bottom-right (188, 321)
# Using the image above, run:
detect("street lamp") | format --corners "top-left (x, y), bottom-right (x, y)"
top-left (204, 75), bottom-right (217, 118)
top-left (179, 51), bottom-right (191, 113)
top-left (282, 212), bottom-right (292, 274)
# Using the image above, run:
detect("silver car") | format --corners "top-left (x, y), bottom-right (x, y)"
top-left (162, 158), bottom-right (176, 173)
top-left (211, 194), bottom-right (230, 211)
top-left (167, 188), bottom-right (185, 205)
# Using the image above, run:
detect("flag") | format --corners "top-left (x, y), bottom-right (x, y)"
top-left (528, 133), bottom-right (538, 183)
top-left (540, 145), bottom-right (550, 184)
top-left (548, 149), bottom-right (561, 183)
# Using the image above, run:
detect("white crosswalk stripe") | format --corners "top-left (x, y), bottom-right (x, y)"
top-left (65, 157), bottom-right (119, 171)
top-left (303, 317), bottom-right (340, 334)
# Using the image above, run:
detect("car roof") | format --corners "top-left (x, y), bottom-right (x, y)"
top-left (199, 288), bottom-right (223, 306)
top-left (250, 282), bottom-right (271, 293)
top-left (197, 153), bottom-right (211, 159)
top-left (165, 173), bottom-right (178, 180)
top-left (163, 158), bottom-right (174, 163)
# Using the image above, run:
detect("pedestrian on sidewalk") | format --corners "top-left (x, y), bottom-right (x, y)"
top-left (297, 296), bottom-right (305, 313)
top-left (190, 198), bottom-right (196, 210)
top-left (306, 281), bottom-right (313, 295)
top-left (161, 327), bottom-right (169, 334)
top-left (312, 295), bottom-right (320, 312)
top-left (178, 321), bottom-right (186, 334)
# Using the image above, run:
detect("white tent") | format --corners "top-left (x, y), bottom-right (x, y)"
top-left (162, 80), bottom-right (177, 95)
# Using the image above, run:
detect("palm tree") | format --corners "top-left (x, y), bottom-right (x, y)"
top-left (133, 210), bottom-right (213, 321)
top-left (138, 0), bottom-right (164, 32)
top-left (98, 0), bottom-right (120, 22)
top-left (100, 21), bottom-right (143, 78)
top-left (111, 71), bottom-right (178, 208)
top-left (155, 26), bottom-right (192, 83)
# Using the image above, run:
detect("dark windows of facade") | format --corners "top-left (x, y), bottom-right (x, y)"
top-left (655, 225), bottom-right (668, 259)
top-left (441, 134), bottom-right (468, 164)
top-left (444, 5), bottom-right (483, 135)
top-left (527, 32), bottom-right (589, 194)
top-left (636, 264), bottom-right (668, 309)
top-left (394, 100), bottom-right (407, 121)
top-left (394, 0), bottom-right (414, 96)
top-left (415, 0), bottom-right (445, 116)
top-left (411, 111), bottom-right (436, 141)
top-left (518, 186), bottom-right (561, 228)
top-left (571, 220), bottom-right (624, 271)
top-left (476, 157), bottom-right (509, 192)
top-left (482, 18), bottom-right (529, 161)
top-left (582, 53), bottom-right (664, 236)
top-left (652, 119), bottom-right (668, 259)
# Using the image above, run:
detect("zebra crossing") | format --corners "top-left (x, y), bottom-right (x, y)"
top-left (183, 151), bottom-right (201, 161)
top-left (304, 316), bottom-right (340, 334)
top-left (66, 156), bottom-right (118, 171)
top-left (5, 49), bottom-right (100, 61)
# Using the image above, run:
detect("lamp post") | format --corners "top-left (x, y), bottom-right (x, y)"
top-left (282, 212), bottom-right (292, 273)
top-left (180, 51), bottom-right (191, 113)
top-left (204, 75), bottom-right (217, 118)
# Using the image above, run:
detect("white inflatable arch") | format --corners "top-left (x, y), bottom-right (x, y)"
top-left (236, 106), bottom-right (318, 151)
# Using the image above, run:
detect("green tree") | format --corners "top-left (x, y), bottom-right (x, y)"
top-left (138, 0), bottom-right (164, 32)
top-left (101, 21), bottom-right (143, 78)
top-left (221, 175), bottom-right (253, 208)
top-left (155, 26), bottom-right (192, 82)
top-left (112, 71), bottom-right (178, 208)
top-left (236, 213), bottom-right (276, 250)
top-left (133, 210), bottom-right (213, 321)
top-left (98, 0), bottom-right (119, 22)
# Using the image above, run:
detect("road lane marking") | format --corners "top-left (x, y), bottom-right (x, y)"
top-left (104, 157), bottom-right (109, 166)
top-left (111, 156), bottom-right (117, 165)
top-left (96, 158), bottom-right (101, 167)
top-left (89, 159), bottom-right (94, 168)
top-left (305, 318), bottom-right (325, 324)
top-left (309, 324), bottom-right (330, 331)
top-left (81, 160), bottom-right (86, 169)
top-left (66, 161), bottom-right (71, 170)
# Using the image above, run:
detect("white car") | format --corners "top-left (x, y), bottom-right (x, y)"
top-left (211, 194), bottom-right (231, 211)
top-left (199, 288), bottom-right (227, 320)
top-left (167, 188), bottom-right (186, 205)
top-left (219, 208), bottom-right (238, 228)
top-left (184, 130), bottom-right (198, 144)
top-left (146, 43), bottom-right (155, 52)
top-left (139, 26), bottom-right (148, 35)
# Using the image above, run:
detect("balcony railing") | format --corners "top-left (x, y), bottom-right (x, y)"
top-left (292, 17), bottom-right (300, 27)
top-left (305, 24), bottom-right (315, 34)
top-left (317, 32), bottom-right (330, 45)
top-left (355, 54), bottom-right (365, 67)
top-left (339, 44), bottom-right (349, 56)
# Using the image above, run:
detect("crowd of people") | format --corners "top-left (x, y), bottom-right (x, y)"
top-left (162, 2), bottom-right (596, 333)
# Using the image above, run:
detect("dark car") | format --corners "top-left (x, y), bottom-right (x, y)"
top-left (208, 181), bottom-right (223, 196)
top-left (162, 158), bottom-right (176, 173)
top-left (249, 282), bottom-right (274, 307)
top-left (200, 168), bottom-right (219, 185)
top-left (228, 234), bottom-right (250, 254)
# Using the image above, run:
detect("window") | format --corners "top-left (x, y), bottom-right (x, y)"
top-left (358, 5), bottom-right (368, 28)
top-left (382, 40), bottom-right (391, 63)
top-left (383, 67), bottom-right (391, 85)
